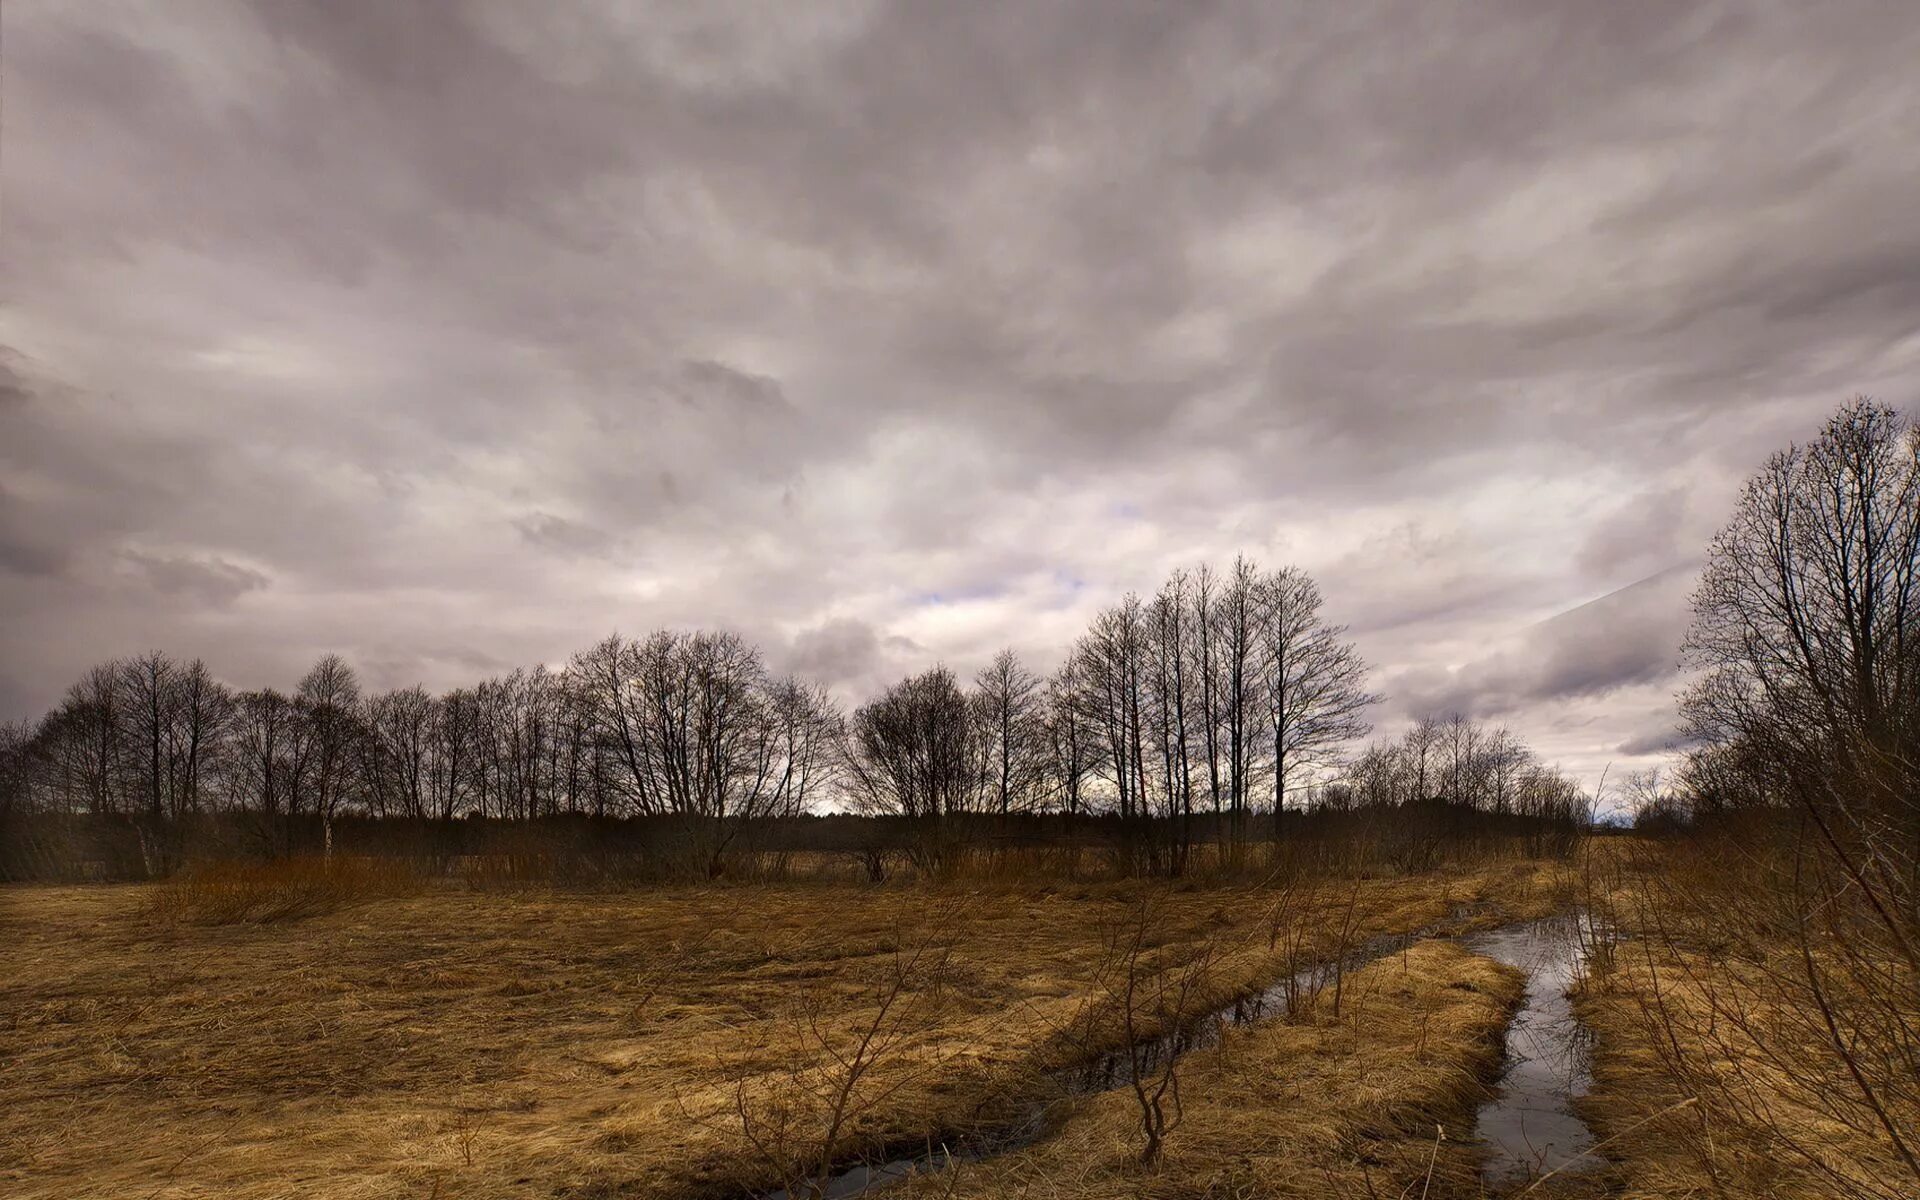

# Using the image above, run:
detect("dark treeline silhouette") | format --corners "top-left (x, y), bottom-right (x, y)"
top-left (0, 556), bottom-right (1590, 881)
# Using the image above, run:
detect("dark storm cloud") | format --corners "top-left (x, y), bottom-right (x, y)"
top-left (4, 0), bottom-right (1918, 781)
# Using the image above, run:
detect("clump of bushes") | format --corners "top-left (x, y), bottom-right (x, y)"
top-left (148, 856), bottom-right (425, 924)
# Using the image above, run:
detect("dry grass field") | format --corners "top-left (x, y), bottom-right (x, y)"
top-left (1573, 856), bottom-right (1920, 1200)
top-left (1575, 949), bottom-right (1906, 1200)
top-left (2, 862), bottom-right (1571, 1200)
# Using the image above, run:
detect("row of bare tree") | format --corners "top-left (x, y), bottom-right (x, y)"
top-left (1337, 714), bottom-right (1591, 822)
top-left (1, 555), bottom-right (1585, 876)
top-left (0, 633), bottom-right (843, 876)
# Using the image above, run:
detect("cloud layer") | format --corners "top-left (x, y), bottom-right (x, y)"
top-left (5, 1), bottom-right (1919, 789)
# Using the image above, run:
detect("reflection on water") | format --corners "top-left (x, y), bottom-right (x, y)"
top-left (1464, 915), bottom-right (1599, 1188)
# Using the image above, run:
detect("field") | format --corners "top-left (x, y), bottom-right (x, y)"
top-left (1573, 840), bottom-right (1920, 1200)
top-left (3, 862), bottom-right (1574, 1200)
top-left (7, 848), bottom-right (1911, 1200)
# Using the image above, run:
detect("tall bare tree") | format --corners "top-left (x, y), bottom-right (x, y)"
top-left (297, 654), bottom-right (362, 858)
top-left (1148, 572), bottom-right (1198, 868)
top-left (1257, 566), bottom-right (1376, 837)
top-left (1043, 657), bottom-right (1094, 816)
top-left (226, 688), bottom-right (308, 855)
top-left (363, 686), bottom-right (434, 820)
top-left (973, 648), bottom-right (1046, 820)
top-left (1684, 397), bottom-right (1920, 905)
top-left (168, 660), bottom-right (232, 821)
top-left (1078, 595), bottom-right (1153, 822)
top-left (1208, 557), bottom-right (1263, 842)
top-left (122, 651), bottom-right (178, 827)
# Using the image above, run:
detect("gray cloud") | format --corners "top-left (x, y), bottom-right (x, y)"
top-left (779, 616), bottom-right (924, 696)
top-left (117, 550), bottom-right (271, 608)
top-left (515, 512), bottom-right (617, 558)
top-left (1382, 566), bottom-right (1697, 724)
top-left (4, 0), bottom-right (1918, 782)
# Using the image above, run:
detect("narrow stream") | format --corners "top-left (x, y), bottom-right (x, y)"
top-left (762, 925), bottom-right (1440, 1200)
top-left (1464, 914), bottom-right (1600, 1190)
top-left (762, 913), bottom-right (1607, 1199)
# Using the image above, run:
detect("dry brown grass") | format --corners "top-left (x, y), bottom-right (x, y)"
top-left (146, 856), bottom-right (427, 924)
top-left (892, 939), bottom-right (1525, 1199)
top-left (1573, 838), bottom-right (1920, 1200)
top-left (1577, 940), bottom-right (1918, 1200)
top-left (0, 861), bottom-right (1568, 1200)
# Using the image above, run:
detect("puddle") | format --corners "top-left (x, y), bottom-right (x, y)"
top-left (1464, 915), bottom-right (1599, 1189)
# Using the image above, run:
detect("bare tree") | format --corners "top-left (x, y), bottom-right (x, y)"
top-left (1078, 595), bottom-right (1153, 824)
top-left (844, 666), bottom-right (985, 871)
top-left (44, 662), bottom-right (131, 816)
top-left (972, 648), bottom-right (1047, 821)
top-left (730, 926), bottom-right (954, 1199)
top-left (168, 660), bottom-right (232, 821)
top-left (1685, 398), bottom-right (1920, 903)
top-left (429, 686), bottom-right (479, 820)
top-left (567, 635), bottom-right (663, 817)
top-left (227, 688), bottom-right (308, 856)
top-left (1079, 895), bottom-right (1222, 1166)
top-left (1662, 398), bottom-right (1920, 1196)
top-left (640, 631), bottom-right (819, 876)
top-left (1257, 566), bottom-right (1375, 839)
top-left (122, 651), bottom-right (178, 827)
top-left (1211, 557), bottom-right (1263, 843)
top-left (1043, 657), bottom-right (1094, 817)
top-left (1148, 573), bottom-right (1198, 870)
top-left (297, 654), bottom-right (362, 859)
top-left (363, 686), bottom-right (435, 820)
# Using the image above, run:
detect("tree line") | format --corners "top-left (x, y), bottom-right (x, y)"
top-left (0, 554), bottom-right (1593, 877)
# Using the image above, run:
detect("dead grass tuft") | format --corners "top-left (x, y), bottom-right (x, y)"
top-left (146, 855), bottom-right (426, 924)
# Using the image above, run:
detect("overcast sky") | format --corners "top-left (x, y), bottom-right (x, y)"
top-left (4, 1), bottom-right (1918, 791)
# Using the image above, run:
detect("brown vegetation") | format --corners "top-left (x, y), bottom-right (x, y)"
top-left (146, 855), bottom-right (427, 924)
top-left (1575, 837), bottom-right (1919, 1200)
top-left (893, 939), bottom-right (1524, 1199)
top-left (1581, 399), bottom-right (1920, 1200)
top-left (1, 861), bottom-right (1563, 1200)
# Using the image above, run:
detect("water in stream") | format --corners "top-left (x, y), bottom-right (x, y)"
top-left (764, 915), bottom-right (1604, 1199)
top-left (1465, 915), bottom-right (1600, 1189)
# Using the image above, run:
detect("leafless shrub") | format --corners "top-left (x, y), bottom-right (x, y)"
top-left (1064, 893), bottom-right (1226, 1166)
top-left (1596, 835), bottom-right (1918, 1199)
top-left (729, 925), bottom-right (957, 1198)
